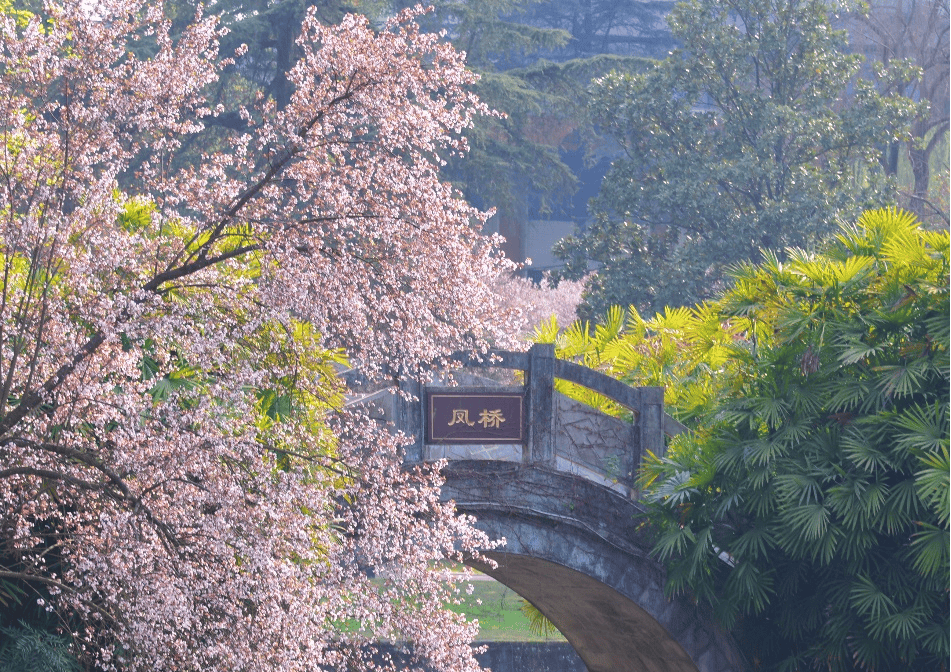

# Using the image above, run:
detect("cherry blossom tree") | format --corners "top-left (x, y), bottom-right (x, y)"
top-left (492, 273), bottom-right (586, 339)
top-left (0, 1), bottom-right (514, 669)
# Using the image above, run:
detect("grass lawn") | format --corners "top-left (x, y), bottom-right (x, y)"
top-left (445, 576), bottom-right (567, 643)
top-left (344, 570), bottom-right (569, 643)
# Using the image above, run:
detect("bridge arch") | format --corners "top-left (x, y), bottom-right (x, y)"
top-left (444, 460), bottom-right (746, 672)
top-left (345, 345), bottom-right (748, 671)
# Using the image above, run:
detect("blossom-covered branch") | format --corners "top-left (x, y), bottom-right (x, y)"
top-left (0, 1), bottom-right (511, 669)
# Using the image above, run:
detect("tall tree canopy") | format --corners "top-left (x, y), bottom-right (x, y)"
top-left (517, 0), bottom-right (676, 59)
top-left (406, 0), bottom-right (577, 222)
top-left (0, 1), bottom-right (514, 670)
top-left (846, 0), bottom-right (949, 225)
top-left (540, 208), bottom-right (950, 671)
top-left (183, 0), bottom-right (666, 261)
top-left (165, 0), bottom-right (355, 108)
top-left (407, 0), bottom-right (655, 253)
top-left (554, 0), bottom-right (919, 318)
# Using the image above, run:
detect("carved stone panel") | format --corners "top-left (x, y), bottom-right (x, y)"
top-left (552, 392), bottom-right (636, 496)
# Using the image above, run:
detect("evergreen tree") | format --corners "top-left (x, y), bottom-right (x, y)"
top-left (518, 0), bottom-right (677, 59)
top-left (554, 0), bottom-right (919, 318)
top-left (407, 0), bottom-right (655, 243)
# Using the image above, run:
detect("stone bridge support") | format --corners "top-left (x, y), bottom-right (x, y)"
top-left (345, 345), bottom-right (746, 672)
top-left (444, 461), bottom-right (748, 672)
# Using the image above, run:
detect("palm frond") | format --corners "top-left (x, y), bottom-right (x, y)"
top-left (849, 574), bottom-right (897, 622)
top-left (915, 444), bottom-right (950, 526)
top-left (893, 402), bottom-right (949, 455)
top-left (909, 523), bottom-right (950, 581)
top-left (519, 601), bottom-right (560, 638)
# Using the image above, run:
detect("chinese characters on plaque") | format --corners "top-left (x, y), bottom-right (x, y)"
top-left (427, 391), bottom-right (524, 444)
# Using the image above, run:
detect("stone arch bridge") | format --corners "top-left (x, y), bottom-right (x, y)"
top-left (347, 344), bottom-right (747, 672)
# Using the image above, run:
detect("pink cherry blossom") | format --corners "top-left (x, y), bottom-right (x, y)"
top-left (0, 2), bottom-right (513, 669)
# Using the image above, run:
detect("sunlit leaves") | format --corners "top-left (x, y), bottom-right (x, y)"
top-left (549, 208), bottom-right (949, 671)
top-left (0, 2), bottom-right (509, 670)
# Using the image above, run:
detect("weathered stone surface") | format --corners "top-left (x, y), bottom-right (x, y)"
top-left (475, 642), bottom-right (586, 672)
top-left (426, 442), bottom-right (524, 462)
top-left (527, 343), bottom-right (557, 466)
top-left (347, 349), bottom-right (748, 672)
top-left (553, 393), bottom-right (634, 496)
top-left (444, 462), bottom-right (748, 672)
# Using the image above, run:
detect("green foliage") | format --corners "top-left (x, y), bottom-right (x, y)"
top-left (545, 209), bottom-right (949, 671)
top-left (845, 0), bottom-right (950, 225)
top-left (416, 0), bottom-right (570, 68)
top-left (555, 0), bottom-right (921, 318)
top-left (456, 54), bottom-right (652, 217)
top-left (401, 0), bottom-right (657, 219)
top-left (518, 600), bottom-right (561, 639)
top-left (516, 0), bottom-right (676, 59)
top-left (0, 623), bottom-right (79, 672)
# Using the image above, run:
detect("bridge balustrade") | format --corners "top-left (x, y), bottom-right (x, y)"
top-left (347, 343), bottom-right (685, 498)
top-left (344, 345), bottom-right (748, 672)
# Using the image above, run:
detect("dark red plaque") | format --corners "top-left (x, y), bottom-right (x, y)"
top-left (427, 391), bottom-right (524, 444)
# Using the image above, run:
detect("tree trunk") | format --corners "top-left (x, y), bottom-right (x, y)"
top-left (907, 120), bottom-right (950, 224)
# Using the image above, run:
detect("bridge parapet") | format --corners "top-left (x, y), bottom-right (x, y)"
top-left (444, 461), bottom-right (748, 672)
top-left (348, 343), bottom-right (684, 498)
top-left (345, 349), bottom-right (749, 671)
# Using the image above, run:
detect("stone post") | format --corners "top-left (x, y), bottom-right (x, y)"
top-left (527, 343), bottom-right (556, 466)
top-left (638, 386), bottom-right (665, 464)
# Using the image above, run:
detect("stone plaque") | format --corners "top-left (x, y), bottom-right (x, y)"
top-left (427, 391), bottom-right (524, 444)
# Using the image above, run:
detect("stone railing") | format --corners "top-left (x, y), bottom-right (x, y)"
top-left (346, 343), bottom-right (685, 498)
